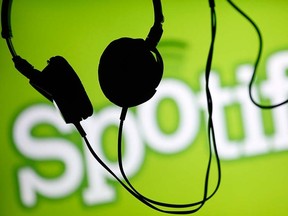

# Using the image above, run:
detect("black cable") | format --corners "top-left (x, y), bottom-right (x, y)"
top-left (77, 121), bottom-right (205, 214)
top-left (81, 129), bottom-right (171, 213)
top-left (204, 5), bottom-right (222, 201)
top-left (107, 3), bottom-right (221, 215)
top-left (117, 117), bottom-right (206, 214)
top-left (227, 0), bottom-right (288, 109)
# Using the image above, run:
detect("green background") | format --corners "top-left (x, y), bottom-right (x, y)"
top-left (1, 0), bottom-right (288, 215)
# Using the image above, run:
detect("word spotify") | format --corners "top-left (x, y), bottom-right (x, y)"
top-left (13, 50), bottom-right (288, 207)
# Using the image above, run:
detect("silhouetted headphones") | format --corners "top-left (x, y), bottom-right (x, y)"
top-left (2, 0), bottom-right (221, 214)
top-left (1, 0), bottom-right (163, 124)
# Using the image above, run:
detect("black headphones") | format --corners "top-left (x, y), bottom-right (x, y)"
top-left (1, 0), bottom-right (221, 214)
top-left (1, 0), bottom-right (164, 125)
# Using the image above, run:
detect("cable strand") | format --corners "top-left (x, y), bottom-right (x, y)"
top-left (227, 0), bottom-right (288, 109)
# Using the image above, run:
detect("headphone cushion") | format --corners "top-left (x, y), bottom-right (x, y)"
top-left (98, 37), bottom-right (163, 108)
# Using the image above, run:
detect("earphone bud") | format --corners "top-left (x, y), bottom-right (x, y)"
top-left (98, 37), bottom-right (163, 108)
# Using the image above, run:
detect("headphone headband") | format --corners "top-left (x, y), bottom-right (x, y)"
top-left (1, 0), bottom-right (12, 39)
top-left (152, 0), bottom-right (164, 25)
top-left (1, 0), bottom-right (17, 57)
top-left (146, 0), bottom-right (164, 48)
top-left (1, 0), bottom-right (163, 57)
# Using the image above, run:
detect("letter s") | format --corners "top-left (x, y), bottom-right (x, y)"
top-left (13, 104), bottom-right (83, 207)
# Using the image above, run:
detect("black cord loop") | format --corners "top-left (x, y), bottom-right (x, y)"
top-left (227, 0), bottom-right (288, 109)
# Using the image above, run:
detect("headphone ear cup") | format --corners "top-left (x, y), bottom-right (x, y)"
top-left (98, 37), bottom-right (163, 108)
top-left (29, 56), bottom-right (93, 123)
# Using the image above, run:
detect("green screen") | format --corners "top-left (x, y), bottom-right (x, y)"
top-left (1, 0), bottom-right (288, 215)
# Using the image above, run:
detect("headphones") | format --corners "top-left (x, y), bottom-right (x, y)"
top-left (1, 0), bottom-right (164, 125)
top-left (1, 0), bottom-right (220, 214)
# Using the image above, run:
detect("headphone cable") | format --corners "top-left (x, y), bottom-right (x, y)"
top-left (75, 1), bottom-right (221, 214)
top-left (227, 0), bottom-right (288, 109)
top-left (116, 3), bottom-right (221, 213)
top-left (76, 120), bottom-right (205, 214)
